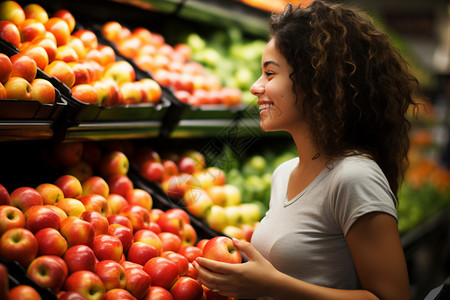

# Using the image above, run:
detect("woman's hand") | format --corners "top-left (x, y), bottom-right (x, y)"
top-left (193, 238), bottom-right (281, 299)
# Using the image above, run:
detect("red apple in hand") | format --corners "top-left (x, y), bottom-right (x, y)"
top-left (95, 260), bottom-right (126, 291)
top-left (63, 245), bottom-right (97, 274)
top-left (144, 257), bottom-right (179, 290)
top-left (27, 255), bottom-right (68, 293)
top-left (0, 205), bottom-right (25, 235)
top-left (124, 268), bottom-right (151, 299)
top-left (24, 205), bottom-right (60, 233)
top-left (92, 234), bottom-right (123, 262)
top-left (60, 216), bottom-right (95, 248)
top-left (170, 276), bottom-right (203, 300)
top-left (108, 223), bottom-right (133, 251)
top-left (64, 270), bottom-right (106, 300)
top-left (35, 227), bottom-right (68, 257)
top-left (10, 186), bottom-right (43, 213)
top-left (201, 236), bottom-right (242, 264)
top-left (0, 227), bottom-right (38, 268)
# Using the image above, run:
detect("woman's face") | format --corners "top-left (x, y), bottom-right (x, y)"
top-left (250, 39), bottom-right (301, 133)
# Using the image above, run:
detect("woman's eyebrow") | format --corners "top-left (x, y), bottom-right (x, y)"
top-left (263, 60), bottom-right (281, 68)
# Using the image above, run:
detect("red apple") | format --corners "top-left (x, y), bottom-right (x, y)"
top-left (140, 161), bottom-right (164, 182)
top-left (101, 21), bottom-right (122, 43)
top-left (139, 78), bottom-right (162, 104)
top-left (30, 78), bottom-right (55, 104)
top-left (125, 188), bottom-right (152, 211)
top-left (162, 160), bottom-right (179, 180)
top-left (35, 227), bottom-right (68, 257)
top-left (9, 186), bottom-right (43, 213)
top-left (0, 53), bottom-right (12, 84)
top-left (73, 29), bottom-right (98, 51)
top-left (201, 236), bottom-right (242, 264)
top-left (0, 20), bottom-right (20, 48)
top-left (160, 251), bottom-right (189, 276)
top-left (81, 210), bottom-right (109, 236)
top-left (24, 205), bottom-right (60, 233)
top-left (44, 205), bottom-right (67, 223)
top-left (165, 208), bottom-right (191, 225)
top-left (92, 234), bottom-right (123, 262)
top-left (23, 3), bottom-right (48, 23)
top-left (107, 214), bottom-right (133, 231)
top-left (44, 59), bottom-right (75, 88)
top-left (108, 175), bottom-right (133, 197)
top-left (0, 184), bottom-right (9, 205)
top-left (107, 223), bottom-right (133, 252)
top-left (133, 229), bottom-right (162, 255)
top-left (78, 194), bottom-right (111, 217)
top-left (53, 142), bottom-right (83, 168)
top-left (105, 288), bottom-right (136, 300)
top-left (68, 61), bottom-right (91, 85)
top-left (82, 176), bottom-right (109, 198)
top-left (0, 263), bottom-right (8, 300)
top-left (19, 18), bottom-right (46, 42)
top-left (195, 239), bottom-right (209, 251)
top-left (95, 260), bottom-right (126, 291)
top-left (64, 270), bottom-right (106, 300)
top-left (0, 1), bottom-right (25, 26)
top-left (150, 208), bottom-right (164, 223)
top-left (31, 36), bottom-right (57, 63)
top-left (71, 83), bottom-right (99, 105)
top-left (65, 160), bottom-right (94, 183)
top-left (0, 205), bottom-right (25, 235)
top-left (119, 204), bottom-right (151, 232)
top-left (60, 216), bottom-right (95, 248)
top-left (177, 157), bottom-right (197, 175)
top-left (45, 17), bottom-right (71, 46)
top-left (27, 255), bottom-right (68, 292)
top-left (4, 76), bottom-right (32, 100)
top-left (143, 286), bottom-right (174, 300)
top-left (143, 256), bottom-right (179, 290)
top-left (63, 245), bottom-right (96, 274)
top-left (55, 198), bottom-right (86, 218)
top-left (178, 245), bottom-right (202, 263)
top-left (53, 9), bottom-right (75, 33)
top-left (120, 261), bottom-right (143, 272)
top-left (8, 285), bottom-right (41, 300)
top-left (0, 227), bottom-right (38, 268)
top-left (126, 242), bottom-right (158, 266)
top-left (10, 52), bottom-right (37, 83)
top-left (186, 263), bottom-right (197, 280)
top-left (54, 174), bottom-right (83, 198)
top-left (170, 276), bottom-right (203, 300)
top-left (59, 291), bottom-right (88, 300)
top-left (99, 151), bottom-right (129, 179)
top-left (21, 43), bottom-right (49, 70)
top-left (158, 232), bottom-right (182, 253)
top-left (102, 61), bottom-right (135, 84)
top-left (124, 268), bottom-right (151, 299)
top-left (107, 194), bottom-right (128, 215)
top-left (156, 211), bottom-right (185, 238)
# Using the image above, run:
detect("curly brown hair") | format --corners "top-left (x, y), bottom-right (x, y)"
top-left (269, 0), bottom-right (422, 198)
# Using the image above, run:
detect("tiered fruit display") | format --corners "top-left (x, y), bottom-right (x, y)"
top-left (0, 1), bottom-right (162, 106)
top-left (101, 21), bottom-right (242, 107)
top-left (0, 140), bottom-right (242, 300)
top-left (134, 146), bottom-right (262, 242)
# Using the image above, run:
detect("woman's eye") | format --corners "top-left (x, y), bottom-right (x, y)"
top-left (265, 71), bottom-right (274, 77)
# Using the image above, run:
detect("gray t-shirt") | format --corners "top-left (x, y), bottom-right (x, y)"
top-left (251, 155), bottom-right (397, 289)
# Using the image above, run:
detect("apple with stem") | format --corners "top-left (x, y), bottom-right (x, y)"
top-left (202, 236), bottom-right (242, 264)
top-left (0, 205), bottom-right (25, 236)
top-left (94, 260), bottom-right (126, 291)
top-left (27, 255), bottom-right (68, 293)
top-left (64, 270), bottom-right (106, 300)
top-left (0, 227), bottom-right (38, 268)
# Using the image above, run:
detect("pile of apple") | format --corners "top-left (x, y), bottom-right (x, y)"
top-left (0, 51), bottom-right (56, 103)
top-left (0, 1), bottom-right (162, 106)
top-left (134, 146), bottom-right (261, 242)
top-left (0, 142), bottom-right (243, 299)
top-left (101, 21), bottom-right (242, 107)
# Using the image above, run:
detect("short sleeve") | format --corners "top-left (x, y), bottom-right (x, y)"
top-left (331, 157), bottom-right (398, 236)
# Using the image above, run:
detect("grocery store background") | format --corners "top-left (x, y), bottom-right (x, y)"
top-left (1, 0), bottom-right (449, 299)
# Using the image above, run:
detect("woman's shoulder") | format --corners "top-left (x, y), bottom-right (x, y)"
top-left (330, 155), bottom-right (385, 182)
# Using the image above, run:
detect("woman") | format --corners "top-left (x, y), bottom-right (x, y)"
top-left (194, 1), bottom-right (422, 299)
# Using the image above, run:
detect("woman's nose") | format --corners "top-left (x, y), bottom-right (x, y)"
top-left (250, 77), bottom-right (264, 95)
